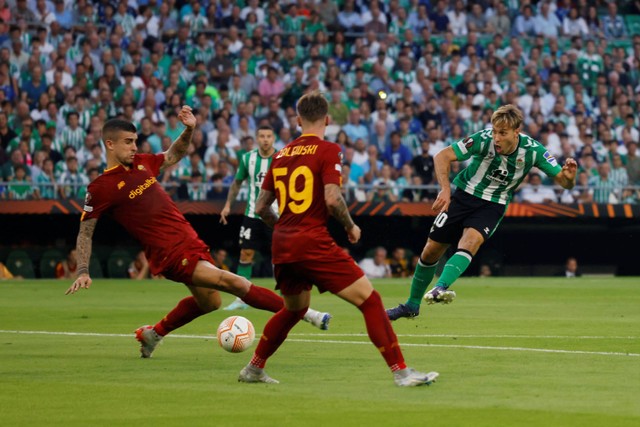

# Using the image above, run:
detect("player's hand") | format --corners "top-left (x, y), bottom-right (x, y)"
top-left (346, 224), bottom-right (361, 244)
top-left (431, 190), bottom-right (451, 214)
top-left (65, 274), bottom-right (92, 295)
top-left (220, 204), bottom-right (231, 225)
top-left (178, 105), bottom-right (196, 129)
top-left (562, 157), bottom-right (578, 179)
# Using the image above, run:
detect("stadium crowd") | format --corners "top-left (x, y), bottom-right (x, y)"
top-left (1, 0), bottom-right (640, 204)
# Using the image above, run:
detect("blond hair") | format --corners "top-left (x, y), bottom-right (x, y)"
top-left (491, 105), bottom-right (523, 130)
top-left (296, 91), bottom-right (329, 124)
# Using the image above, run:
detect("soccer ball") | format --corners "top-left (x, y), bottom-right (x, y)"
top-left (216, 316), bottom-right (255, 353)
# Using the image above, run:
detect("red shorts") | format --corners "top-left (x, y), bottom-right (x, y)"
top-left (274, 245), bottom-right (365, 296)
top-left (161, 241), bottom-right (214, 286)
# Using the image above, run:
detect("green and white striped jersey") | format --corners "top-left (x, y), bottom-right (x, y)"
top-left (235, 149), bottom-right (273, 219)
top-left (451, 129), bottom-right (563, 205)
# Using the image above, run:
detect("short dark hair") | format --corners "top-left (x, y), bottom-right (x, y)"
top-left (257, 124), bottom-right (274, 133)
top-left (296, 91), bottom-right (328, 123)
top-left (102, 118), bottom-right (136, 141)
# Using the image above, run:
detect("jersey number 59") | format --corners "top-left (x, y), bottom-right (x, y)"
top-left (272, 166), bottom-right (314, 215)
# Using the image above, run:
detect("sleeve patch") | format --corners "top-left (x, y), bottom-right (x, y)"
top-left (543, 151), bottom-right (558, 167)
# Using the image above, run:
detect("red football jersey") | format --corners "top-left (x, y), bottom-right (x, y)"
top-left (82, 154), bottom-right (203, 275)
top-left (262, 134), bottom-right (343, 264)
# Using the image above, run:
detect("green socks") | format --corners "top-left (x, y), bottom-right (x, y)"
top-left (237, 262), bottom-right (253, 280)
top-left (436, 250), bottom-right (473, 288)
top-left (406, 259), bottom-right (437, 310)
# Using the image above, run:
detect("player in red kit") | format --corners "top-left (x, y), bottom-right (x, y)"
top-left (65, 105), bottom-right (331, 358)
top-left (237, 92), bottom-right (439, 387)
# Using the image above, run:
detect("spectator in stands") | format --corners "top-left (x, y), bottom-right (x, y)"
top-left (337, 0), bottom-right (363, 33)
top-left (56, 248), bottom-right (78, 279)
top-left (212, 248), bottom-right (231, 271)
top-left (513, 5), bottom-right (536, 37)
top-left (0, 261), bottom-right (17, 279)
top-left (358, 246), bottom-right (391, 279)
top-left (0, 111), bottom-right (17, 151)
top-left (447, 0), bottom-right (468, 36)
top-left (2, 148), bottom-right (28, 181)
top-left (258, 67), bottom-right (285, 107)
top-left (342, 108), bottom-right (369, 144)
top-left (557, 256), bottom-right (581, 278)
top-left (129, 251), bottom-right (150, 280)
top-left (534, 2), bottom-right (562, 38)
top-left (488, 2), bottom-right (511, 36)
top-left (591, 162), bottom-right (618, 203)
top-left (562, 7), bottom-right (589, 38)
top-left (58, 157), bottom-right (88, 200)
top-left (389, 247), bottom-right (411, 278)
top-left (188, 171), bottom-right (208, 201)
top-left (519, 172), bottom-right (558, 204)
top-left (626, 142), bottom-right (640, 184)
top-left (602, 2), bottom-right (627, 39)
top-left (369, 164), bottom-right (399, 202)
top-left (467, 3), bottom-right (489, 34)
top-left (479, 264), bottom-right (492, 277)
top-left (7, 164), bottom-right (33, 200)
top-left (382, 131), bottom-right (412, 177)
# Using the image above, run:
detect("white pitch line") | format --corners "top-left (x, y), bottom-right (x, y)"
top-left (1, 330), bottom-right (637, 340)
top-left (0, 330), bottom-right (638, 357)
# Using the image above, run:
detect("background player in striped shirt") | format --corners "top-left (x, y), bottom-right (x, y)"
top-left (65, 106), bottom-right (330, 359)
top-left (238, 91), bottom-right (438, 387)
top-left (219, 124), bottom-right (331, 328)
top-left (387, 105), bottom-right (577, 320)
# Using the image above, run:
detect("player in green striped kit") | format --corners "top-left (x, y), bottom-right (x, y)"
top-left (220, 125), bottom-right (331, 328)
top-left (387, 105), bottom-right (578, 320)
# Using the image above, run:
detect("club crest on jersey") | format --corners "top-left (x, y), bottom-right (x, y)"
top-left (117, 181), bottom-right (125, 190)
top-left (138, 165), bottom-right (145, 170)
top-left (83, 192), bottom-right (93, 212)
top-left (543, 151), bottom-right (558, 167)
top-left (516, 157), bottom-right (525, 168)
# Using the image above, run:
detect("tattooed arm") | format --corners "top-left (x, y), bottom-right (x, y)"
top-left (65, 218), bottom-right (97, 295)
top-left (325, 183), bottom-right (360, 244)
top-left (256, 189), bottom-right (279, 229)
top-left (160, 105), bottom-right (196, 172)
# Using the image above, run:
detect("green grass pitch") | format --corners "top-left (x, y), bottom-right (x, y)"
top-left (1, 277), bottom-right (638, 427)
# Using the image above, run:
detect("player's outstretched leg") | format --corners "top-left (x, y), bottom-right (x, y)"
top-left (386, 258), bottom-right (437, 320)
top-left (135, 295), bottom-right (209, 357)
top-left (239, 307), bottom-right (307, 384)
top-left (424, 249), bottom-right (472, 304)
top-left (393, 368), bottom-right (439, 387)
top-left (303, 308), bottom-right (332, 330)
top-left (423, 286), bottom-right (457, 305)
top-left (238, 365), bottom-right (279, 384)
top-left (135, 325), bottom-right (163, 358)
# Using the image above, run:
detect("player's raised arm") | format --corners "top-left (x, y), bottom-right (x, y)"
top-left (160, 105), bottom-right (196, 171)
top-left (554, 157), bottom-right (578, 190)
top-left (256, 189), bottom-right (279, 229)
top-left (325, 183), bottom-right (360, 243)
top-left (431, 146), bottom-right (458, 213)
top-left (65, 218), bottom-right (97, 295)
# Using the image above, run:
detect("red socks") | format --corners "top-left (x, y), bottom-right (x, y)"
top-left (154, 296), bottom-right (205, 337)
top-left (357, 291), bottom-right (406, 372)
top-left (250, 307), bottom-right (308, 368)
top-left (242, 284), bottom-right (285, 313)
